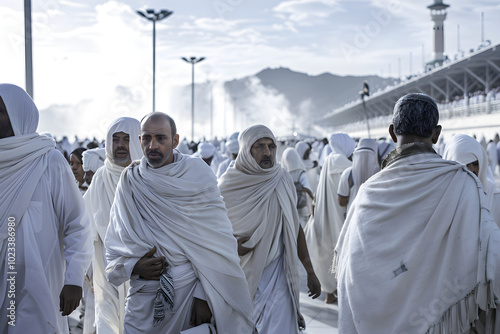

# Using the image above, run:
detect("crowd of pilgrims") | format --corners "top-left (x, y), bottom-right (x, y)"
top-left (5, 82), bottom-right (500, 334)
top-left (60, 127), bottom-right (500, 323)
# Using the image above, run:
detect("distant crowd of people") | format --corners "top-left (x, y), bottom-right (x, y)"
top-left (3, 83), bottom-right (500, 334)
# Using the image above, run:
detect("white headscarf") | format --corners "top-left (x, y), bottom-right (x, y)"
top-left (198, 142), bottom-right (216, 159)
top-left (329, 133), bottom-right (356, 158)
top-left (82, 148), bottom-right (106, 172)
top-left (105, 117), bottom-right (142, 162)
top-left (225, 139), bottom-right (239, 155)
top-left (351, 138), bottom-right (379, 188)
top-left (295, 141), bottom-right (310, 160)
top-left (0, 84), bottom-right (55, 241)
top-left (281, 147), bottom-right (306, 174)
top-left (443, 134), bottom-right (495, 209)
top-left (219, 124), bottom-right (301, 316)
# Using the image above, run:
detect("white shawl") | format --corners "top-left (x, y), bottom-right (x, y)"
top-left (334, 147), bottom-right (499, 333)
top-left (218, 125), bottom-right (301, 312)
top-left (84, 117), bottom-right (141, 241)
top-left (350, 138), bottom-right (380, 195)
top-left (105, 152), bottom-right (254, 334)
top-left (304, 152), bottom-right (351, 293)
top-left (0, 84), bottom-right (55, 241)
top-left (82, 147), bottom-right (106, 172)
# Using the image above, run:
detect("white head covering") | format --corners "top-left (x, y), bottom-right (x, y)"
top-left (105, 117), bottom-right (142, 162)
top-left (295, 141), bottom-right (310, 160)
top-left (236, 124), bottom-right (278, 174)
top-left (0, 84), bottom-right (55, 241)
top-left (176, 139), bottom-right (192, 155)
top-left (351, 138), bottom-right (379, 188)
top-left (281, 147), bottom-right (306, 173)
top-left (442, 134), bottom-right (489, 190)
top-left (329, 133), bottom-right (356, 158)
top-left (225, 139), bottom-right (239, 155)
top-left (82, 148), bottom-right (106, 172)
top-left (198, 142), bottom-right (216, 159)
top-left (229, 131), bottom-right (239, 141)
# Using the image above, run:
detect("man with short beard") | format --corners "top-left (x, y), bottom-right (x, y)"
top-left (218, 124), bottom-right (321, 333)
top-left (104, 112), bottom-right (254, 334)
top-left (83, 117), bottom-right (142, 334)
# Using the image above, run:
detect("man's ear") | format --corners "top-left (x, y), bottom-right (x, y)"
top-left (172, 134), bottom-right (180, 149)
top-left (431, 125), bottom-right (442, 144)
top-left (389, 124), bottom-right (397, 143)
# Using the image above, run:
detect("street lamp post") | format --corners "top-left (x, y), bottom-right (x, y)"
top-left (182, 57), bottom-right (205, 141)
top-left (24, 0), bottom-right (33, 99)
top-left (137, 8), bottom-right (173, 112)
top-left (359, 81), bottom-right (371, 138)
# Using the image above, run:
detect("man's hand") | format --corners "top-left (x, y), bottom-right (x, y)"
top-left (190, 297), bottom-right (213, 326)
top-left (237, 236), bottom-right (252, 256)
top-left (132, 246), bottom-right (166, 280)
top-left (307, 272), bottom-right (321, 299)
top-left (59, 285), bottom-right (82, 316)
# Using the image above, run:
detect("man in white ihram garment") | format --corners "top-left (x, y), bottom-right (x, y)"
top-left (82, 147), bottom-right (106, 186)
top-left (218, 124), bottom-right (321, 334)
top-left (334, 93), bottom-right (500, 333)
top-left (83, 117), bottom-right (142, 334)
top-left (105, 112), bottom-right (254, 334)
top-left (0, 83), bottom-right (92, 333)
top-left (304, 133), bottom-right (355, 304)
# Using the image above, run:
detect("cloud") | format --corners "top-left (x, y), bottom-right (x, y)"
top-left (273, 0), bottom-right (343, 25)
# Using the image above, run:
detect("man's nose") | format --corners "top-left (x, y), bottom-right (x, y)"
top-left (263, 145), bottom-right (271, 156)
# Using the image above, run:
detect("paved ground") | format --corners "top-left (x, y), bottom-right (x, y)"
top-left (69, 264), bottom-right (339, 334)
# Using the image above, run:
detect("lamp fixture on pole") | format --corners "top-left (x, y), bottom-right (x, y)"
top-left (137, 8), bottom-right (173, 112)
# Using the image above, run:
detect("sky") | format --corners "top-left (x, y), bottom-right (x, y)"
top-left (1, 0), bottom-right (500, 140)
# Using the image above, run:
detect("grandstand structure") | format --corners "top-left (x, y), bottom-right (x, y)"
top-left (321, 42), bottom-right (500, 139)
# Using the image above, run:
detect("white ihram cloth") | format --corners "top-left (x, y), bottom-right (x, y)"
top-left (83, 117), bottom-right (141, 334)
top-left (218, 124), bottom-right (302, 333)
top-left (0, 84), bottom-right (92, 334)
top-left (334, 144), bottom-right (500, 334)
top-left (105, 152), bottom-right (254, 334)
top-left (443, 134), bottom-right (500, 227)
top-left (304, 152), bottom-right (351, 294)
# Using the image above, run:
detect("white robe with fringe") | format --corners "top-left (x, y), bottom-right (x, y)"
top-left (334, 145), bottom-right (500, 334)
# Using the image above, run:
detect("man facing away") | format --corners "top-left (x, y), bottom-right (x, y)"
top-left (0, 83), bottom-right (92, 333)
top-left (334, 93), bottom-right (500, 333)
top-left (104, 112), bottom-right (254, 334)
top-left (83, 117), bottom-right (142, 334)
top-left (218, 124), bottom-right (321, 334)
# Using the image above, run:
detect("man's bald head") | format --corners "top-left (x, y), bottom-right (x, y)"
top-left (141, 112), bottom-right (177, 138)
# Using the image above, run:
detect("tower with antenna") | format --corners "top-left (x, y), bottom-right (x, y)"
top-left (426, 0), bottom-right (450, 70)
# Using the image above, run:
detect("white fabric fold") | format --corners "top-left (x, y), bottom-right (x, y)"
top-left (82, 147), bottom-right (106, 172)
top-left (334, 149), bottom-right (500, 333)
top-left (105, 152), bottom-right (254, 334)
top-left (218, 124), bottom-right (302, 325)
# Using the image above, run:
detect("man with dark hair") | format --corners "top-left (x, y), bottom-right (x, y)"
top-left (0, 84), bottom-right (92, 333)
top-left (334, 93), bottom-right (500, 333)
top-left (105, 112), bottom-right (254, 334)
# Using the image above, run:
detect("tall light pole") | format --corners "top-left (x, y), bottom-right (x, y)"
top-left (137, 8), bottom-right (173, 112)
top-left (24, 0), bottom-right (33, 99)
top-left (359, 81), bottom-right (371, 138)
top-left (182, 57), bottom-right (205, 141)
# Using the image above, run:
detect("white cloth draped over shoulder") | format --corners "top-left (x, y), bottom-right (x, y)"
top-left (304, 151), bottom-right (351, 294)
top-left (83, 117), bottom-right (141, 334)
top-left (0, 84), bottom-right (92, 334)
top-left (218, 125), bottom-right (302, 332)
top-left (105, 152), bottom-right (254, 334)
top-left (334, 145), bottom-right (500, 334)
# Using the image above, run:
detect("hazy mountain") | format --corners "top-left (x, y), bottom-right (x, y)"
top-left (224, 67), bottom-right (395, 118)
